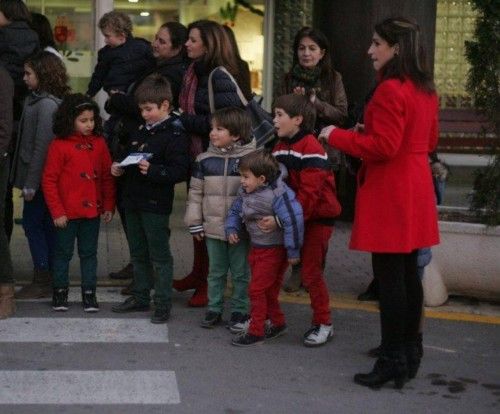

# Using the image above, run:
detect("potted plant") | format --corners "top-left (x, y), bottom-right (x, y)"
top-left (423, 0), bottom-right (500, 306)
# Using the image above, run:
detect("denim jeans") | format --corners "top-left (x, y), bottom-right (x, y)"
top-left (22, 191), bottom-right (56, 271)
top-left (0, 156), bottom-right (13, 283)
top-left (52, 217), bottom-right (100, 289)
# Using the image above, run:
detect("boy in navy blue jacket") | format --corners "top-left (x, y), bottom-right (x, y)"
top-left (87, 11), bottom-right (155, 97)
top-left (110, 74), bottom-right (189, 324)
top-left (226, 150), bottom-right (304, 346)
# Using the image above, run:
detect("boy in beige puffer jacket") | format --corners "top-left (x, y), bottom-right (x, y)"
top-left (185, 107), bottom-right (256, 332)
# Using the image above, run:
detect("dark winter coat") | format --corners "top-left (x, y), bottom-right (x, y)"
top-left (0, 67), bottom-right (14, 157)
top-left (86, 36), bottom-right (156, 97)
top-left (105, 53), bottom-right (188, 118)
top-left (180, 62), bottom-right (244, 148)
top-left (120, 114), bottom-right (190, 215)
top-left (0, 21), bottom-right (39, 86)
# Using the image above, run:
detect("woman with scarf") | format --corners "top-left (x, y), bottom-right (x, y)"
top-left (174, 19), bottom-right (245, 307)
top-left (279, 26), bottom-right (348, 293)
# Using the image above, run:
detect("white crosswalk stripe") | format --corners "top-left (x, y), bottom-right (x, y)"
top-left (0, 290), bottom-right (181, 407)
top-left (0, 371), bottom-right (180, 404)
top-left (0, 317), bottom-right (169, 343)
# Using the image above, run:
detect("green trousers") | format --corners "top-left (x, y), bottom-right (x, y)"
top-left (126, 210), bottom-right (173, 310)
top-left (205, 237), bottom-right (250, 314)
top-left (53, 217), bottom-right (100, 289)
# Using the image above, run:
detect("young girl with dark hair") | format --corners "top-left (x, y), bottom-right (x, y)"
top-left (320, 17), bottom-right (439, 389)
top-left (42, 94), bottom-right (115, 312)
top-left (11, 51), bottom-right (70, 299)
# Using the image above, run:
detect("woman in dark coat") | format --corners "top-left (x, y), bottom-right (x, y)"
top-left (104, 22), bottom-right (189, 284)
top-left (320, 17), bottom-right (439, 389)
top-left (174, 19), bottom-right (245, 307)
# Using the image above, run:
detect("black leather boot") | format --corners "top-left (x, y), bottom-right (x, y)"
top-left (406, 333), bottom-right (423, 379)
top-left (354, 350), bottom-right (408, 389)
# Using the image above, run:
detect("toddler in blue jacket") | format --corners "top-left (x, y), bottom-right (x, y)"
top-left (226, 150), bottom-right (304, 347)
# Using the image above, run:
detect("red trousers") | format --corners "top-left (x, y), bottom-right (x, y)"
top-left (248, 246), bottom-right (288, 337)
top-left (301, 222), bottom-right (333, 326)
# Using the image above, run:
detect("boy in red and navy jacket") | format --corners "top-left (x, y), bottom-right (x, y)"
top-left (271, 93), bottom-right (341, 347)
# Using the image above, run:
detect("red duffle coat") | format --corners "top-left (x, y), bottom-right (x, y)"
top-left (328, 78), bottom-right (439, 253)
top-left (42, 134), bottom-right (116, 220)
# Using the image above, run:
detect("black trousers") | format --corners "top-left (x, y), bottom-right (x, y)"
top-left (372, 251), bottom-right (422, 352)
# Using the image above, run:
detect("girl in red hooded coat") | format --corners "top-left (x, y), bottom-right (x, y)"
top-left (320, 17), bottom-right (439, 390)
top-left (42, 94), bottom-right (116, 313)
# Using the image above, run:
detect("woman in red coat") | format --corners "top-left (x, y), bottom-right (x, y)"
top-left (320, 17), bottom-right (439, 389)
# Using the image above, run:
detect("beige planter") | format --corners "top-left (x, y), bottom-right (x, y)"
top-left (423, 221), bottom-right (500, 306)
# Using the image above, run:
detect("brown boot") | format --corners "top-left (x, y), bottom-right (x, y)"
top-left (0, 283), bottom-right (16, 319)
top-left (15, 269), bottom-right (52, 299)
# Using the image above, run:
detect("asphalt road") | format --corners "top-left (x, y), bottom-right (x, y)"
top-left (1, 289), bottom-right (499, 413)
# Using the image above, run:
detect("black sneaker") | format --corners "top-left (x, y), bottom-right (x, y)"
top-left (111, 296), bottom-right (150, 313)
top-left (200, 311), bottom-right (222, 328)
top-left (265, 323), bottom-right (288, 340)
top-left (52, 288), bottom-right (69, 311)
top-left (231, 333), bottom-right (264, 347)
top-left (227, 312), bottom-right (250, 334)
top-left (151, 308), bottom-right (170, 324)
top-left (82, 288), bottom-right (99, 312)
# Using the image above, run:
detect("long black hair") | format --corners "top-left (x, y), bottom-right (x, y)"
top-left (53, 93), bottom-right (103, 138)
top-left (374, 17), bottom-right (435, 93)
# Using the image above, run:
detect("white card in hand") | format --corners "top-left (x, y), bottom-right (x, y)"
top-left (118, 153), bottom-right (153, 167)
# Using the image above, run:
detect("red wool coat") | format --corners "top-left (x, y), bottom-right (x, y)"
top-left (42, 134), bottom-right (116, 220)
top-left (328, 78), bottom-right (439, 253)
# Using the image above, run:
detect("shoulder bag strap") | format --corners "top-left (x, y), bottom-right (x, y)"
top-left (208, 66), bottom-right (248, 114)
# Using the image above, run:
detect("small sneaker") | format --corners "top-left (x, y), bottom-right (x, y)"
top-left (52, 288), bottom-right (69, 311)
top-left (227, 312), bottom-right (250, 334)
top-left (151, 308), bottom-right (170, 324)
top-left (200, 311), bottom-right (222, 328)
top-left (303, 324), bottom-right (333, 347)
top-left (82, 289), bottom-right (99, 312)
top-left (265, 323), bottom-right (288, 340)
top-left (231, 333), bottom-right (265, 347)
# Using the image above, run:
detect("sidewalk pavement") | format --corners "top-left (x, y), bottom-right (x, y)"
top-left (10, 185), bottom-right (500, 319)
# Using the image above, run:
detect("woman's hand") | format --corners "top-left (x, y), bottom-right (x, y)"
top-left (194, 232), bottom-right (205, 241)
top-left (288, 257), bottom-right (300, 265)
top-left (22, 188), bottom-right (36, 202)
top-left (111, 162), bottom-right (124, 177)
top-left (292, 86), bottom-right (306, 95)
top-left (257, 216), bottom-right (278, 233)
top-left (102, 211), bottom-right (113, 223)
top-left (54, 215), bottom-right (68, 228)
top-left (138, 160), bottom-right (150, 175)
top-left (354, 123), bottom-right (365, 133)
top-left (228, 233), bottom-right (240, 244)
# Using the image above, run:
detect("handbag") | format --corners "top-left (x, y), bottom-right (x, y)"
top-left (208, 66), bottom-right (275, 148)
